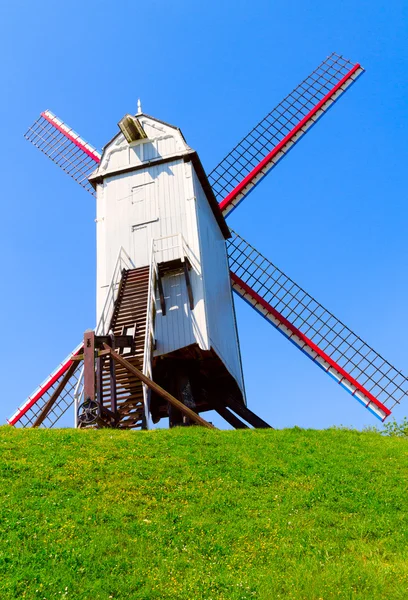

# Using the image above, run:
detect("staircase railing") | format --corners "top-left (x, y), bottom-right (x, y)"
top-left (96, 247), bottom-right (136, 335)
top-left (151, 233), bottom-right (190, 265)
top-left (141, 241), bottom-right (159, 428)
top-left (74, 247), bottom-right (136, 424)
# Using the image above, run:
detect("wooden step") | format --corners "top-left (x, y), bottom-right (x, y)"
top-left (95, 264), bottom-right (153, 430)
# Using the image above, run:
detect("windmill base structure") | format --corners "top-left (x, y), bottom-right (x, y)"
top-left (8, 53), bottom-right (408, 430)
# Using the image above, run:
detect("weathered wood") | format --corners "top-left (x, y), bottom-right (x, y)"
top-left (104, 344), bottom-right (216, 429)
top-left (100, 405), bottom-right (117, 421)
top-left (94, 335), bottom-right (134, 349)
top-left (71, 349), bottom-right (111, 361)
top-left (168, 368), bottom-right (189, 428)
top-left (96, 355), bottom-right (103, 414)
top-left (109, 339), bottom-right (117, 416)
top-left (32, 361), bottom-right (79, 428)
top-left (83, 330), bottom-right (96, 403)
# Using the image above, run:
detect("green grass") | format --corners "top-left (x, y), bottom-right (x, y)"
top-left (1, 426), bottom-right (407, 599)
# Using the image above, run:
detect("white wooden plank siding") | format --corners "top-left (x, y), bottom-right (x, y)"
top-left (94, 114), bottom-right (241, 378)
top-left (193, 170), bottom-right (245, 395)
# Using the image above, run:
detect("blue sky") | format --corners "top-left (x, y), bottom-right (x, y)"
top-left (1, 0), bottom-right (407, 430)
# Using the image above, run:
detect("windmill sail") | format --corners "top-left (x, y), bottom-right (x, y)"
top-left (7, 345), bottom-right (83, 428)
top-left (209, 53), bottom-right (364, 217)
top-left (24, 110), bottom-right (101, 195)
top-left (227, 230), bottom-right (408, 421)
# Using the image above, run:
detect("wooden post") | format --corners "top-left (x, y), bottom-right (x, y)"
top-left (109, 355), bottom-right (117, 415)
top-left (183, 260), bottom-right (194, 310)
top-left (83, 330), bottom-right (96, 404)
top-left (168, 369), bottom-right (187, 428)
top-left (96, 355), bottom-right (103, 413)
top-left (108, 334), bottom-right (118, 426)
top-left (157, 271), bottom-right (166, 316)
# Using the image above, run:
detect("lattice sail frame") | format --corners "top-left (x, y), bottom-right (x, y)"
top-left (209, 53), bottom-right (364, 217)
top-left (227, 230), bottom-right (408, 421)
top-left (7, 345), bottom-right (83, 428)
top-left (24, 110), bottom-right (101, 195)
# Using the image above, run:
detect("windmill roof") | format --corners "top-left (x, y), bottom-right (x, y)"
top-left (100, 113), bottom-right (189, 152)
top-left (89, 113), bottom-right (230, 239)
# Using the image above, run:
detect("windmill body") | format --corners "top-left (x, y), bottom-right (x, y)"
top-left (86, 113), bottom-right (245, 426)
top-left (9, 53), bottom-right (408, 429)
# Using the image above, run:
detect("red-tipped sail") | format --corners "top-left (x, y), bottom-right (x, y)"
top-left (24, 110), bottom-right (101, 195)
top-left (227, 230), bottom-right (408, 421)
top-left (208, 53), bottom-right (364, 217)
top-left (8, 345), bottom-right (83, 427)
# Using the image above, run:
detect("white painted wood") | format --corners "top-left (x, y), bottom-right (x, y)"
top-left (155, 272), bottom-right (195, 356)
top-left (131, 226), bottom-right (149, 266)
top-left (93, 113), bottom-right (243, 394)
top-left (95, 157), bottom-right (208, 353)
top-left (193, 170), bottom-right (245, 395)
top-left (96, 115), bottom-right (191, 180)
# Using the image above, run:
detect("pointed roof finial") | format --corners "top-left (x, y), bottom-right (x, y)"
top-left (137, 98), bottom-right (142, 115)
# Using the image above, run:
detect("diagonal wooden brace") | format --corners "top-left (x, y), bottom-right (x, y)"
top-left (226, 397), bottom-right (272, 429)
top-left (212, 401), bottom-right (249, 429)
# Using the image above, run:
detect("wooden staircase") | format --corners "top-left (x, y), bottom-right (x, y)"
top-left (99, 266), bottom-right (151, 429)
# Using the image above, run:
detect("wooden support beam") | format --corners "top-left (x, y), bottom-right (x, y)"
top-left (100, 406), bottom-right (117, 422)
top-left (96, 355), bottom-right (103, 412)
top-left (104, 344), bottom-right (216, 430)
top-left (110, 354), bottom-right (117, 416)
top-left (72, 336), bottom-right (135, 360)
top-left (168, 369), bottom-right (191, 428)
top-left (157, 271), bottom-right (166, 316)
top-left (94, 335), bottom-right (135, 349)
top-left (183, 259), bottom-right (194, 310)
top-left (214, 403), bottom-right (249, 429)
top-left (83, 330), bottom-right (96, 404)
top-left (32, 361), bottom-right (79, 428)
top-left (71, 349), bottom-right (110, 361)
top-left (226, 398), bottom-right (272, 429)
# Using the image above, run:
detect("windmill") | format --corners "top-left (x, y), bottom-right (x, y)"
top-left (8, 53), bottom-right (408, 430)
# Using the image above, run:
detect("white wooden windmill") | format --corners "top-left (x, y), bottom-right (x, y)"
top-left (8, 53), bottom-right (408, 430)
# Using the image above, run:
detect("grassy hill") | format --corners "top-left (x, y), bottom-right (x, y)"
top-left (0, 426), bottom-right (407, 600)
